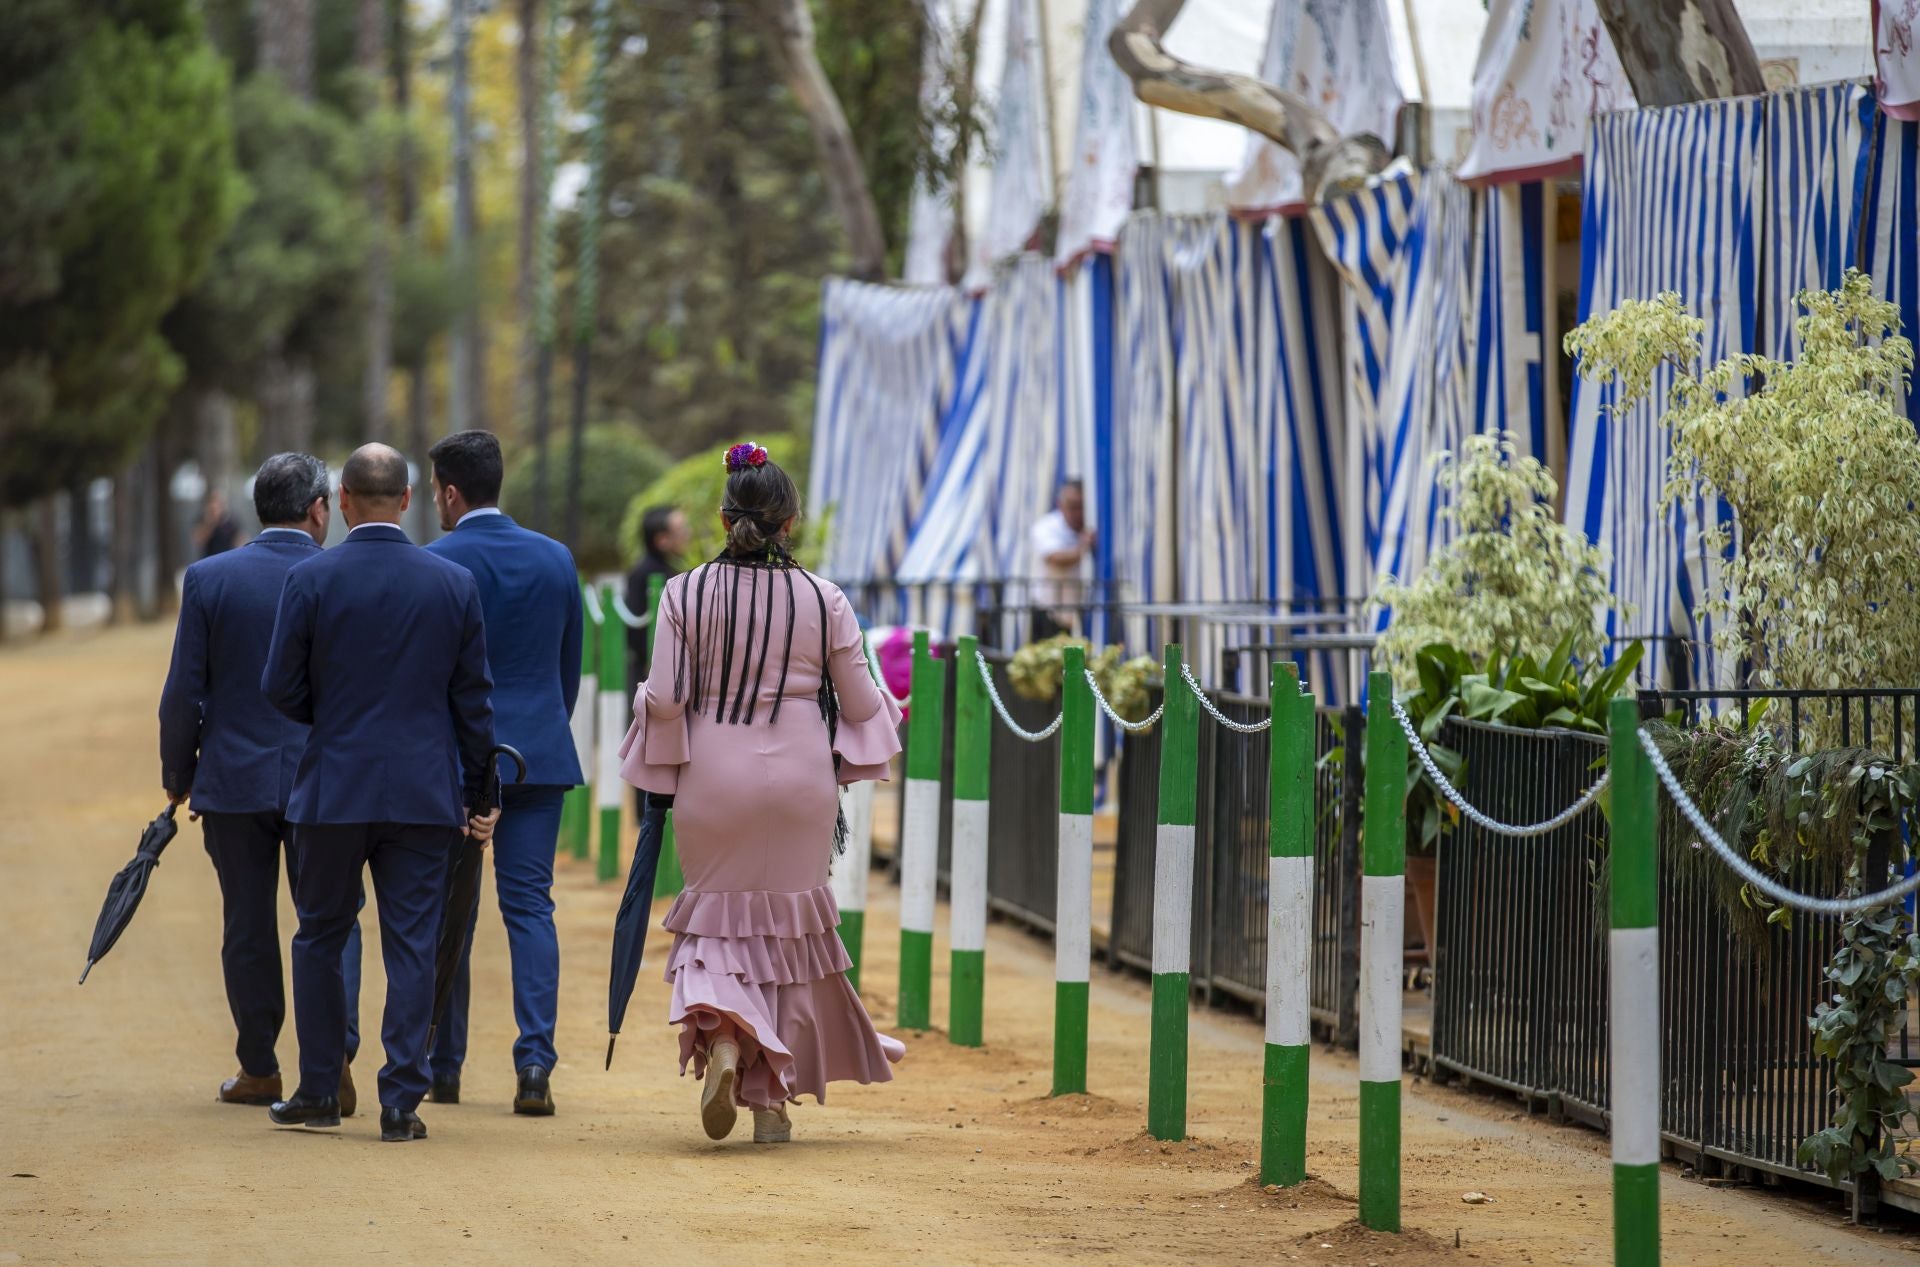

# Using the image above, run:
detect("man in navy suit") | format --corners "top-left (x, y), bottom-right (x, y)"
top-left (261, 443), bottom-right (499, 1143)
top-left (158, 453), bottom-right (362, 1114)
top-left (423, 430), bottom-right (582, 1115)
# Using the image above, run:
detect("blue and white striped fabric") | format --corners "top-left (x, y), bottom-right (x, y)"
top-left (1471, 182), bottom-right (1555, 472)
top-left (1761, 82), bottom-right (1874, 359)
top-left (1565, 99), bottom-right (1764, 688)
top-left (809, 279), bottom-right (968, 597)
top-left (1868, 112), bottom-right (1920, 424)
top-left (1111, 216), bottom-right (1178, 652)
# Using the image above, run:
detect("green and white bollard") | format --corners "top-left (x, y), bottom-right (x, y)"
top-left (1053, 645), bottom-right (1095, 1096)
top-left (596, 582), bottom-right (625, 882)
top-left (1608, 697), bottom-right (1661, 1266)
top-left (897, 631), bottom-right (945, 1031)
top-left (833, 779), bottom-right (875, 992)
top-left (645, 572), bottom-right (684, 899)
top-left (565, 581), bottom-right (598, 859)
top-left (949, 634), bottom-right (991, 1046)
top-left (1147, 642), bottom-right (1198, 1140)
top-left (1359, 669), bottom-right (1405, 1232)
top-left (1262, 662), bottom-right (1315, 1186)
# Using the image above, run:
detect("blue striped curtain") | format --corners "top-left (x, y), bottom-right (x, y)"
top-left (1111, 216), bottom-right (1178, 653)
top-left (1565, 99), bottom-right (1763, 687)
top-left (1867, 112), bottom-right (1920, 425)
top-left (1761, 83), bottom-right (1874, 358)
top-left (1472, 182), bottom-right (1556, 472)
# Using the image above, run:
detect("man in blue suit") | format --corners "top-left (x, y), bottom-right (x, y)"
top-left (423, 430), bottom-right (582, 1115)
top-left (261, 443), bottom-right (499, 1143)
top-left (159, 453), bottom-right (362, 1114)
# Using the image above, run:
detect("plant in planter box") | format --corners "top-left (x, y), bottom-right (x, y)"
top-left (1007, 634), bottom-right (1158, 726)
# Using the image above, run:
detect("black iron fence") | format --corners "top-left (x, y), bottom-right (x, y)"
top-left (1109, 686), bottom-right (1362, 1040)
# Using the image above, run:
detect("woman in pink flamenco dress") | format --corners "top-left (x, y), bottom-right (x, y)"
top-left (618, 444), bottom-right (904, 1142)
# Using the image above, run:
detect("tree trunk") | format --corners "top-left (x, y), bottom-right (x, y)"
top-left (1109, 0), bottom-right (1387, 203)
top-left (257, 355), bottom-right (317, 454)
top-left (1593, 0), bottom-right (1764, 108)
top-left (360, 0), bottom-right (394, 442)
top-left (195, 390), bottom-right (238, 499)
top-left (746, 0), bottom-right (889, 282)
top-left (256, 0), bottom-right (317, 97)
top-left (514, 0), bottom-right (540, 432)
top-left (152, 414), bottom-right (180, 616)
top-left (67, 477), bottom-right (96, 597)
top-left (449, 0), bottom-right (482, 431)
top-left (33, 497), bottom-right (63, 635)
top-left (110, 462), bottom-right (140, 625)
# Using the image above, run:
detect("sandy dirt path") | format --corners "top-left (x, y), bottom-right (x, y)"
top-left (3, 624), bottom-right (1916, 1265)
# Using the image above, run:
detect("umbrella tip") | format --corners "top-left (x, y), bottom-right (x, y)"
top-left (605, 1035), bottom-right (616, 1071)
top-left (77, 961), bottom-right (94, 986)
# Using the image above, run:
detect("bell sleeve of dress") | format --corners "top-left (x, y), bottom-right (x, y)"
top-left (618, 576), bottom-right (691, 793)
top-left (826, 585), bottom-right (903, 784)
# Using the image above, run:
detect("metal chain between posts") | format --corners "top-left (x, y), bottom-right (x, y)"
top-left (1637, 727), bottom-right (1920, 916)
top-left (975, 648), bottom-right (1064, 742)
top-left (1082, 668), bottom-right (1164, 733)
top-left (606, 591), bottom-right (652, 629)
top-left (1177, 663), bottom-right (1271, 733)
top-left (1390, 699), bottom-right (1610, 837)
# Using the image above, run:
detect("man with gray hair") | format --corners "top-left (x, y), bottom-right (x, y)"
top-left (159, 452), bottom-right (362, 1115)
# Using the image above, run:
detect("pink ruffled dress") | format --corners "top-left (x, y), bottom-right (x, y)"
top-left (619, 562), bottom-right (904, 1109)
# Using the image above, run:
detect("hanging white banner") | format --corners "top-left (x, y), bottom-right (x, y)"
top-left (968, 0), bottom-right (1052, 288)
top-left (1878, 1), bottom-right (1920, 121)
top-left (1055, 0), bottom-right (1138, 267)
top-left (1458, 0), bottom-right (1635, 184)
top-left (1224, 0), bottom-right (1404, 216)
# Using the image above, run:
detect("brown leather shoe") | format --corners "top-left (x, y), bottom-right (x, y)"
top-left (339, 1064), bottom-right (357, 1118)
top-left (219, 1071), bottom-right (282, 1106)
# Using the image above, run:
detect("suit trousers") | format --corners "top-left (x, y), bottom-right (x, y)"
top-left (200, 811), bottom-right (362, 1078)
top-left (431, 785), bottom-right (567, 1076)
top-left (289, 821), bottom-right (456, 1111)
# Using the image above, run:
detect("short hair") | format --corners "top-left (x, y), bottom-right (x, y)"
top-left (1058, 479), bottom-right (1084, 498)
top-left (252, 453), bottom-right (330, 526)
top-left (428, 430), bottom-right (504, 506)
top-left (641, 505), bottom-right (678, 553)
top-left (340, 443), bottom-right (410, 503)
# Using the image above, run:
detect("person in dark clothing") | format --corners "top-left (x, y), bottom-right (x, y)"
top-left (624, 507), bottom-right (688, 820)
top-left (194, 490), bottom-right (241, 559)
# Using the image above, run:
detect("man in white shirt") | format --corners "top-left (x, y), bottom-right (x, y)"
top-left (1027, 479), bottom-right (1095, 641)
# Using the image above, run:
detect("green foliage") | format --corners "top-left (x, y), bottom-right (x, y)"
top-left (1568, 274), bottom-right (1920, 717)
top-left (1373, 432), bottom-right (1626, 696)
top-left (0, 0), bottom-right (239, 507)
top-left (1395, 634), bottom-right (1641, 852)
top-left (164, 74), bottom-right (370, 399)
top-left (1800, 906), bottom-right (1920, 1186)
top-left (617, 431), bottom-right (820, 570)
top-left (1006, 635), bottom-right (1157, 726)
top-left (816, 0), bottom-right (928, 276)
top-left (503, 424), bottom-right (666, 572)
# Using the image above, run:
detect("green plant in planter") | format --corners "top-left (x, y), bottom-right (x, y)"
top-left (1007, 635), bottom-right (1158, 726)
top-left (1640, 714), bottom-right (1920, 1186)
top-left (1568, 273), bottom-right (1920, 736)
top-left (1396, 634), bottom-right (1642, 852)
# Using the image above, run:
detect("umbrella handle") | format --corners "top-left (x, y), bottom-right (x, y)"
top-left (490, 743), bottom-right (528, 785)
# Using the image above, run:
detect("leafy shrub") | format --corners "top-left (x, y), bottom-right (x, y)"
top-left (1007, 635), bottom-right (1157, 725)
top-left (500, 424), bottom-right (666, 572)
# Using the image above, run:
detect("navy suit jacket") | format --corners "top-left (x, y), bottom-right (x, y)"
top-left (262, 522), bottom-right (496, 827)
top-left (425, 511), bottom-right (584, 787)
top-left (158, 529), bottom-right (322, 814)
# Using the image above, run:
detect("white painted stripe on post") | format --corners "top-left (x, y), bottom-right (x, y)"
top-left (1055, 812), bottom-right (1094, 984)
top-left (595, 692), bottom-right (623, 809)
top-left (1265, 855), bottom-right (1314, 1048)
top-left (950, 798), bottom-right (990, 953)
top-left (572, 676), bottom-right (597, 770)
top-left (900, 777), bottom-right (940, 935)
top-left (1358, 874), bottom-right (1405, 1084)
top-left (1150, 823), bottom-right (1195, 975)
top-left (1609, 925), bottom-right (1662, 1166)
top-left (833, 781), bottom-right (875, 914)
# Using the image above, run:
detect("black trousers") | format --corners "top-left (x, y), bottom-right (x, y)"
top-left (201, 811), bottom-right (362, 1078)
top-left (289, 821), bottom-right (455, 1112)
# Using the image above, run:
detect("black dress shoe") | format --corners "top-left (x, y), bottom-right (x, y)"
top-left (429, 1075), bottom-right (460, 1105)
top-left (380, 1108), bottom-right (427, 1142)
top-left (513, 1066), bottom-right (555, 1117)
top-left (268, 1092), bottom-right (341, 1128)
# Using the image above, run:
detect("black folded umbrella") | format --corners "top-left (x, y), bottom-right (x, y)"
top-left (427, 744), bottom-right (526, 1047)
top-left (78, 803), bottom-right (181, 985)
top-left (605, 793), bottom-right (671, 1069)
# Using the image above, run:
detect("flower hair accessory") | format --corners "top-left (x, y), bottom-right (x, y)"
top-left (724, 442), bottom-right (769, 473)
